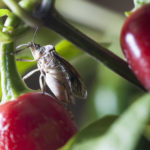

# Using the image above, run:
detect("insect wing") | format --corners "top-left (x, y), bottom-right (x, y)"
top-left (55, 53), bottom-right (87, 99)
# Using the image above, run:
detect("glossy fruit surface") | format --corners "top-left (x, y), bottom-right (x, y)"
top-left (120, 4), bottom-right (150, 90)
top-left (0, 93), bottom-right (77, 150)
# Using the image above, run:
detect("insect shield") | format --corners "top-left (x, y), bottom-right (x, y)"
top-left (15, 42), bottom-right (87, 105)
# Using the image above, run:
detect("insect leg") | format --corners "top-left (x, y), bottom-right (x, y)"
top-left (16, 59), bottom-right (36, 62)
top-left (39, 73), bottom-right (61, 100)
top-left (23, 68), bottom-right (40, 80)
top-left (14, 49), bottom-right (27, 55)
top-left (40, 73), bottom-right (62, 102)
top-left (16, 43), bottom-right (29, 50)
top-left (14, 44), bottom-right (30, 55)
top-left (39, 72), bottom-right (46, 93)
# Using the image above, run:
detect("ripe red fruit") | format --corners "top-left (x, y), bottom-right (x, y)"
top-left (120, 4), bottom-right (150, 90)
top-left (0, 93), bottom-right (77, 150)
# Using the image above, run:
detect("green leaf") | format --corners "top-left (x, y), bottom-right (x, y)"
top-left (17, 61), bottom-right (36, 75)
top-left (60, 116), bottom-right (117, 150)
top-left (128, 0), bottom-right (150, 15)
top-left (55, 40), bottom-right (83, 61)
top-left (60, 93), bottom-right (150, 150)
top-left (0, 9), bottom-right (11, 17)
top-left (134, 0), bottom-right (150, 7)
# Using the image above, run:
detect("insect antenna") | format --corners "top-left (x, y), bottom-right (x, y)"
top-left (32, 26), bottom-right (39, 43)
top-left (15, 27), bottom-right (39, 54)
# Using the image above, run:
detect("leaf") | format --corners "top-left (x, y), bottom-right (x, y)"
top-left (0, 9), bottom-right (11, 17)
top-left (55, 40), bottom-right (83, 61)
top-left (60, 93), bottom-right (150, 150)
top-left (60, 116), bottom-right (117, 150)
top-left (134, 0), bottom-right (150, 7)
top-left (127, 0), bottom-right (150, 15)
top-left (17, 61), bottom-right (36, 75)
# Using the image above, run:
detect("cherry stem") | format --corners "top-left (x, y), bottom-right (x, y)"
top-left (0, 41), bottom-right (31, 103)
top-left (0, 0), bottom-right (38, 103)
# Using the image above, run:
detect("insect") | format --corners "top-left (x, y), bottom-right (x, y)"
top-left (15, 42), bottom-right (87, 104)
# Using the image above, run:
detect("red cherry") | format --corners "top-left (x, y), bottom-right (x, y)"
top-left (0, 93), bottom-right (77, 150)
top-left (120, 4), bottom-right (150, 90)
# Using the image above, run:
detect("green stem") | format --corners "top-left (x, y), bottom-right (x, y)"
top-left (2, 0), bottom-right (42, 35)
top-left (0, 41), bottom-right (31, 103)
top-left (19, 0), bottom-right (42, 11)
top-left (0, 30), bottom-right (12, 42)
top-left (0, 0), bottom-right (39, 103)
top-left (3, 0), bottom-right (42, 28)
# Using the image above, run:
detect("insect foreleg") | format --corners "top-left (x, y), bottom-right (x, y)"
top-left (16, 43), bottom-right (29, 50)
top-left (14, 49), bottom-right (27, 55)
top-left (23, 68), bottom-right (40, 80)
top-left (14, 44), bottom-right (30, 55)
top-left (16, 59), bottom-right (36, 62)
top-left (39, 73), bottom-right (46, 93)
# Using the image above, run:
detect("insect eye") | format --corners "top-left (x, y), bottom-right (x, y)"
top-left (35, 44), bottom-right (40, 49)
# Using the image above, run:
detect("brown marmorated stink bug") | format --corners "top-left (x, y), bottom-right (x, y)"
top-left (15, 41), bottom-right (87, 105)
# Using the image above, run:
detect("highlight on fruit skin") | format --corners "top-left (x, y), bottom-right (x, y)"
top-left (0, 92), bottom-right (78, 150)
top-left (120, 4), bottom-right (150, 91)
